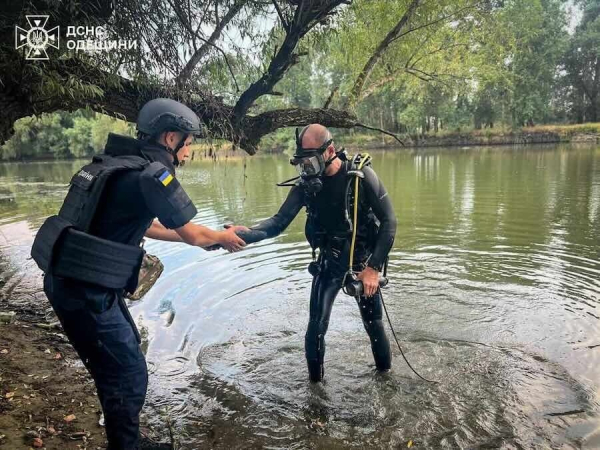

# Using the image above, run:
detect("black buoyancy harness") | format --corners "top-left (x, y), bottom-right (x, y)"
top-left (304, 153), bottom-right (379, 265)
top-left (31, 154), bottom-right (151, 293)
top-left (344, 153), bottom-right (380, 249)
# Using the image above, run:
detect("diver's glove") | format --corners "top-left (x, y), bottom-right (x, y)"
top-left (203, 228), bottom-right (268, 251)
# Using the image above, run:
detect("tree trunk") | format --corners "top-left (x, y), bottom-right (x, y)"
top-left (590, 58), bottom-right (600, 123)
top-left (347, 0), bottom-right (421, 108)
top-left (392, 103), bottom-right (400, 132)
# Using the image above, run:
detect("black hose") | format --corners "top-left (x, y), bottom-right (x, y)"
top-left (379, 287), bottom-right (438, 383)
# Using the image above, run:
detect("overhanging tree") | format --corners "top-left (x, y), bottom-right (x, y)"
top-left (1, 0), bottom-right (359, 154)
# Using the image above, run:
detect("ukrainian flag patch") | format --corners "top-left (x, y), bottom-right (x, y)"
top-left (159, 171), bottom-right (173, 187)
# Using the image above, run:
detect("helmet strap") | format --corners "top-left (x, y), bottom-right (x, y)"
top-left (169, 133), bottom-right (190, 167)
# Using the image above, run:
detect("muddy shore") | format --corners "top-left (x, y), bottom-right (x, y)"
top-left (0, 310), bottom-right (106, 449)
top-left (0, 259), bottom-right (167, 449)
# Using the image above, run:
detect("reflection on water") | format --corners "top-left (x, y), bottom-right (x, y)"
top-left (1, 145), bottom-right (599, 448)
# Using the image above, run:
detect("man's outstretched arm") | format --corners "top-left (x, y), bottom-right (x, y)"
top-left (247, 185), bottom-right (305, 239)
top-left (227, 185), bottom-right (305, 245)
top-left (145, 220), bottom-right (182, 242)
top-left (145, 219), bottom-right (246, 252)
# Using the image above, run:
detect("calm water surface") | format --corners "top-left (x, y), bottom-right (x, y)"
top-left (0, 144), bottom-right (599, 449)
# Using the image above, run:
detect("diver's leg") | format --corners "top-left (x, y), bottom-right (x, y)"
top-left (357, 289), bottom-right (392, 371)
top-left (305, 270), bottom-right (340, 382)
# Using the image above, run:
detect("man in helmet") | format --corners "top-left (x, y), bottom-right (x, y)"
top-left (229, 124), bottom-right (397, 382)
top-left (32, 98), bottom-right (246, 449)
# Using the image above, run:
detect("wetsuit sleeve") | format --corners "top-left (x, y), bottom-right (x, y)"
top-left (251, 185), bottom-right (305, 239)
top-left (203, 185), bottom-right (305, 250)
top-left (139, 163), bottom-right (198, 229)
top-left (362, 166), bottom-right (397, 271)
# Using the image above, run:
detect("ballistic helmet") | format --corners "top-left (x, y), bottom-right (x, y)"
top-left (136, 98), bottom-right (203, 138)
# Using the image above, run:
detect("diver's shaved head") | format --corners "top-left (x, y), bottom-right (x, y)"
top-left (300, 124), bottom-right (333, 149)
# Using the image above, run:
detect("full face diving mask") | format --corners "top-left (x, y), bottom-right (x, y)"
top-left (290, 128), bottom-right (335, 194)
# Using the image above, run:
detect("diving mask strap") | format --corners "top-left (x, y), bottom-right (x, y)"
top-left (324, 152), bottom-right (338, 168)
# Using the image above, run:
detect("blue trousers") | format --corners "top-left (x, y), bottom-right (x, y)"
top-left (44, 275), bottom-right (148, 450)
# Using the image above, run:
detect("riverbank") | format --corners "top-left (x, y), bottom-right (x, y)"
top-left (373, 123), bottom-right (600, 149)
top-left (1, 124), bottom-right (598, 163)
top-left (185, 123), bottom-right (600, 159)
top-left (0, 238), bottom-right (170, 450)
top-left (0, 263), bottom-right (107, 450)
top-left (0, 298), bottom-right (176, 450)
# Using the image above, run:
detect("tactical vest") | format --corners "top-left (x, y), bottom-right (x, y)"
top-left (31, 154), bottom-right (152, 293)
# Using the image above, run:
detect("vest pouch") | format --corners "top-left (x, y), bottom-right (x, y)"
top-left (126, 253), bottom-right (164, 301)
top-left (31, 215), bottom-right (74, 273)
top-left (53, 228), bottom-right (145, 292)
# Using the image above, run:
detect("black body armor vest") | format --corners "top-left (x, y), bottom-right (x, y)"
top-left (31, 154), bottom-right (150, 293)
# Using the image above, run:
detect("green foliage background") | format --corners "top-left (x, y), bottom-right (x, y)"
top-left (2, 112), bottom-right (134, 161)
top-left (2, 0), bottom-right (599, 160)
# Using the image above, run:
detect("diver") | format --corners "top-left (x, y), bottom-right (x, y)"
top-left (233, 124), bottom-right (397, 382)
top-left (31, 98), bottom-right (246, 449)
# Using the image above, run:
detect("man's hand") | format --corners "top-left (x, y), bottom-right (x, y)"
top-left (218, 227), bottom-right (246, 252)
top-left (357, 266), bottom-right (379, 297)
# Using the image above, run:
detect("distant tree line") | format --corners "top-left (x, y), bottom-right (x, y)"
top-left (1, 111), bottom-right (132, 161)
top-left (254, 0), bottom-right (600, 134)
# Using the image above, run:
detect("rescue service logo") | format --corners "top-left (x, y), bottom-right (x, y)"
top-left (15, 15), bottom-right (59, 61)
top-left (15, 17), bottom-right (137, 60)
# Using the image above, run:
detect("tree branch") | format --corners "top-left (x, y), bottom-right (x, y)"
top-left (175, 0), bottom-right (245, 85)
top-left (272, 0), bottom-right (289, 31)
top-left (323, 86), bottom-right (338, 108)
top-left (388, 1), bottom-right (485, 45)
top-left (232, 0), bottom-right (348, 121)
top-left (239, 106), bottom-right (358, 151)
top-left (355, 122), bottom-right (404, 146)
top-left (347, 0), bottom-right (421, 108)
top-left (0, 52), bottom-right (360, 155)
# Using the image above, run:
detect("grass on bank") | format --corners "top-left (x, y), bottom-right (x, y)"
top-left (428, 122), bottom-right (600, 138)
top-left (191, 123), bottom-right (600, 157)
top-left (522, 123), bottom-right (600, 135)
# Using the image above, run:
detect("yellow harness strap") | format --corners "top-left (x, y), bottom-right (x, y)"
top-left (348, 153), bottom-right (371, 272)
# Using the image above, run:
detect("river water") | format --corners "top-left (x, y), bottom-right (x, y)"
top-left (0, 144), bottom-right (599, 449)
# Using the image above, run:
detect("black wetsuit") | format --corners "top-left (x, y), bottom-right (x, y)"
top-left (251, 161), bottom-right (397, 381)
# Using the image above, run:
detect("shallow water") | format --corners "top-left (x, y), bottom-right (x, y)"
top-left (0, 144), bottom-right (599, 448)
